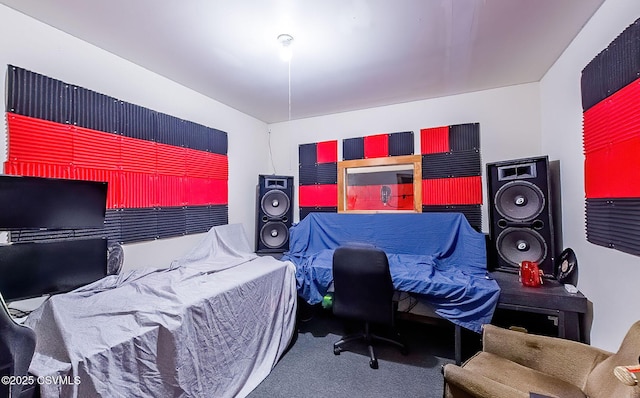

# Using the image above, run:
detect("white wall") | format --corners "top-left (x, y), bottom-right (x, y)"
top-left (0, 5), bottom-right (270, 271)
top-left (268, 83), bottom-right (542, 232)
top-left (540, 0), bottom-right (640, 351)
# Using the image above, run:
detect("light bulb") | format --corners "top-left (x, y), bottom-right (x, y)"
top-left (277, 34), bottom-right (294, 62)
top-left (280, 46), bottom-right (293, 62)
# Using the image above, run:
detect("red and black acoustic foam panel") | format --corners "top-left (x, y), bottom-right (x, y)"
top-left (5, 65), bottom-right (228, 244)
top-left (338, 132), bottom-right (415, 212)
top-left (581, 18), bottom-right (640, 256)
top-left (298, 140), bottom-right (338, 219)
top-left (342, 131), bottom-right (414, 160)
top-left (420, 123), bottom-right (482, 230)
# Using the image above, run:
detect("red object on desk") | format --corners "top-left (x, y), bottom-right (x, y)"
top-left (520, 261), bottom-right (543, 287)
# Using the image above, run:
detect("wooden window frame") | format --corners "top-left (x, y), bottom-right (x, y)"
top-left (337, 154), bottom-right (422, 213)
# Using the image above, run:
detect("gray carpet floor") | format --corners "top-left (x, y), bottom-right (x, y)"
top-left (247, 309), bottom-right (475, 398)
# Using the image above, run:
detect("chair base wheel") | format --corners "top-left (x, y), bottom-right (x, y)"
top-left (369, 359), bottom-right (378, 369)
top-left (333, 346), bottom-right (341, 355)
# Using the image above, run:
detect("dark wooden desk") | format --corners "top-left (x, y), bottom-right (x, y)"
top-left (490, 271), bottom-right (588, 342)
top-left (321, 269), bottom-right (589, 365)
top-left (439, 271), bottom-right (588, 365)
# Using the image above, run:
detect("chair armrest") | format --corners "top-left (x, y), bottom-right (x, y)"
top-left (482, 324), bottom-right (612, 389)
top-left (443, 363), bottom-right (529, 398)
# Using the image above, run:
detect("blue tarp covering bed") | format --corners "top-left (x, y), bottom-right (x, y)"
top-left (282, 213), bottom-right (500, 333)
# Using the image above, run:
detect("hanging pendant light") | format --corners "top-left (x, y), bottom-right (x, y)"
top-left (277, 34), bottom-right (294, 62)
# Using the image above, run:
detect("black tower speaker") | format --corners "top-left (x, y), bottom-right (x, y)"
top-left (487, 156), bottom-right (561, 277)
top-left (256, 175), bottom-right (294, 253)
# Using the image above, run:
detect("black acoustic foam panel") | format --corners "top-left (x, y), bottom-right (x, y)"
top-left (7, 65), bottom-right (71, 124)
top-left (300, 207), bottom-right (338, 220)
top-left (422, 150), bottom-right (482, 179)
top-left (388, 131), bottom-right (414, 156)
top-left (449, 123), bottom-right (480, 151)
top-left (581, 19), bottom-right (640, 111)
top-left (299, 143), bottom-right (317, 166)
top-left (343, 137), bottom-right (365, 160)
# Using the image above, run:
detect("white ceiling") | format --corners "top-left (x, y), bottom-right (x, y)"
top-left (1, 0), bottom-right (605, 124)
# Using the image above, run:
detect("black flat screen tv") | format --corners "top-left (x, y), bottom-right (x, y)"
top-left (0, 238), bottom-right (108, 302)
top-left (0, 175), bottom-right (107, 229)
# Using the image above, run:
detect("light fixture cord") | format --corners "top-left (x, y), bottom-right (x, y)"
top-left (287, 59), bottom-right (292, 121)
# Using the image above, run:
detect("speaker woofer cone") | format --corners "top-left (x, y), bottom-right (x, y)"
top-left (261, 189), bottom-right (290, 218)
top-left (494, 181), bottom-right (545, 222)
top-left (259, 221), bottom-right (289, 249)
top-left (496, 227), bottom-right (547, 267)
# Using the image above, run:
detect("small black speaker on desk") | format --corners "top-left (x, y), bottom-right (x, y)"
top-left (486, 156), bottom-right (562, 277)
top-left (256, 175), bottom-right (293, 253)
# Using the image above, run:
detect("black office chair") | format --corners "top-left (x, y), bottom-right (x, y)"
top-left (332, 245), bottom-right (407, 369)
top-left (0, 293), bottom-right (36, 398)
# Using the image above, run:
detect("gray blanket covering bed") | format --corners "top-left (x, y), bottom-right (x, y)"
top-left (25, 224), bottom-right (297, 398)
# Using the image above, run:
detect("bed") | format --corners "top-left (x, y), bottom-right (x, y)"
top-left (24, 224), bottom-right (297, 398)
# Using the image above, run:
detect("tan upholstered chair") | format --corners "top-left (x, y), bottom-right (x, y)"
top-left (443, 321), bottom-right (640, 398)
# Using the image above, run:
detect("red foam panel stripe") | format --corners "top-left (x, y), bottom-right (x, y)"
top-left (72, 125), bottom-right (121, 170)
top-left (155, 143), bottom-right (228, 179)
top-left (7, 114), bottom-right (229, 208)
top-left (157, 175), bottom-right (186, 207)
top-left (583, 99), bottom-right (612, 154)
top-left (583, 78), bottom-right (640, 154)
top-left (156, 144), bottom-right (186, 176)
top-left (185, 177), bottom-right (227, 205)
top-left (186, 177), bottom-right (209, 205)
top-left (346, 184), bottom-right (413, 211)
top-left (8, 114), bottom-right (228, 178)
top-left (315, 184), bottom-right (338, 207)
top-left (364, 134), bottom-right (389, 158)
top-left (4, 161), bottom-right (72, 180)
top-left (185, 150), bottom-right (228, 180)
top-left (7, 114), bottom-right (74, 164)
top-left (298, 184), bottom-right (337, 207)
top-left (420, 127), bottom-right (449, 154)
top-left (422, 176), bottom-right (482, 205)
top-left (298, 185), bottom-right (315, 207)
top-left (119, 136), bottom-right (156, 173)
top-left (5, 162), bottom-right (228, 208)
top-left (186, 150), bottom-right (216, 179)
top-left (316, 140), bottom-right (338, 163)
top-left (120, 171), bottom-right (158, 208)
top-left (585, 136), bottom-right (640, 198)
top-left (208, 179), bottom-right (228, 205)
top-left (135, 175), bottom-right (227, 207)
top-left (584, 150), bottom-right (610, 198)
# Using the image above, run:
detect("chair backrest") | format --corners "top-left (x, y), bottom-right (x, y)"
top-left (0, 294), bottom-right (37, 398)
top-left (585, 320), bottom-right (640, 398)
top-left (332, 245), bottom-right (395, 325)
